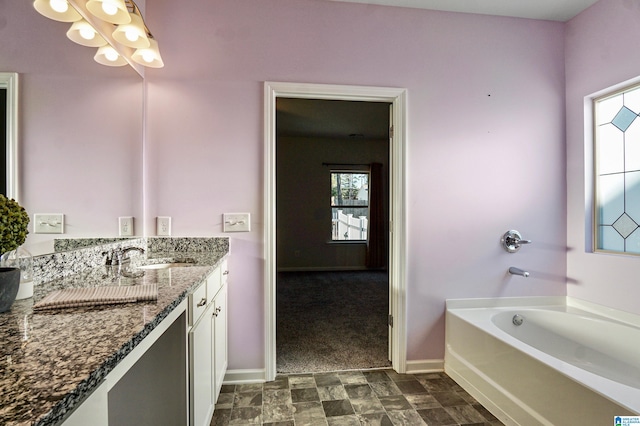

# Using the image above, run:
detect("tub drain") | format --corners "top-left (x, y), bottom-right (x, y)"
top-left (512, 314), bottom-right (524, 326)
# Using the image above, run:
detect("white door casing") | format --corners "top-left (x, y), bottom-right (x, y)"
top-left (264, 81), bottom-right (407, 381)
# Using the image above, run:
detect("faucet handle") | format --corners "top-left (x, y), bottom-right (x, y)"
top-left (501, 230), bottom-right (532, 253)
top-left (102, 251), bottom-right (112, 265)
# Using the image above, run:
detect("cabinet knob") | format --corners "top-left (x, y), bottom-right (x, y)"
top-left (223, 270), bottom-right (229, 275)
top-left (216, 306), bottom-right (222, 313)
top-left (197, 298), bottom-right (207, 307)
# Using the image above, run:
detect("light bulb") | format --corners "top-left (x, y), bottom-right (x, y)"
top-left (79, 27), bottom-right (95, 40)
top-left (125, 28), bottom-right (139, 42)
top-left (104, 48), bottom-right (119, 62)
top-left (142, 51), bottom-right (155, 63)
top-left (50, 0), bottom-right (69, 13)
top-left (102, 1), bottom-right (118, 15)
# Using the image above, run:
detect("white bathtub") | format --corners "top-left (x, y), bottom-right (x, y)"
top-left (445, 297), bottom-right (640, 425)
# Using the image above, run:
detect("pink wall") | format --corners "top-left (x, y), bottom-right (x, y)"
top-left (565, 0), bottom-right (640, 315)
top-left (2, 0), bottom-right (143, 255)
top-left (146, 0), bottom-right (567, 368)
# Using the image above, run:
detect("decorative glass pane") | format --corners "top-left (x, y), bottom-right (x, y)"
top-left (599, 226), bottom-right (624, 251)
top-left (625, 119), bottom-right (640, 171)
top-left (596, 95), bottom-right (623, 125)
top-left (598, 174), bottom-right (624, 225)
top-left (611, 106), bottom-right (637, 131)
top-left (625, 228), bottom-right (640, 254)
top-left (626, 171), bottom-right (640, 223)
top-left (624, 86), bottom-right (640, 114)
top-left (597, 124), bottom-right (624, 174)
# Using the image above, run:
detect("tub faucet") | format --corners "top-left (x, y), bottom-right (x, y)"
top-left (508, 267), bottom-right (530, 278)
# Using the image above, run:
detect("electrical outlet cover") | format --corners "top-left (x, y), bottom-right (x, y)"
top-left (34, 214), bottom-right (64, 234)
top-left (119, 217), bottom-right (134, 236)
top-left (156, 216), bottom-right (171, 236)
top-left (223, 213), bottom-right (250, 232)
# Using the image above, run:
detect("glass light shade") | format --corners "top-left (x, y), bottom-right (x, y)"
top-left (86, 0), bottom-right (130, 24)
top-left (33, 0), bottom-right (81, 22)
top-left (67, 20), bottom-right (108, 47)
top-left (112, 13), bottom-right (150, 48)
top-left (132, 38), bottom-right (164, 68)
top-left (94, 45), bottom-right (128, 67)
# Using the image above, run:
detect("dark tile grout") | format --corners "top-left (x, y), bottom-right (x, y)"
top-left (211, 369), bottom-right (504, 425)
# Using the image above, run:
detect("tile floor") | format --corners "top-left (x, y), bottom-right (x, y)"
top-left (211, 369), bottom-right (504, 425)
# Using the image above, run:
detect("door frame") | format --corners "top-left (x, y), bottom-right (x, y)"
top-left (264, 81), bottom-right (407, 381)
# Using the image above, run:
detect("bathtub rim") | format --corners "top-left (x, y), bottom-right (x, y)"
top-left (445, 296), bottom-right (640, 414)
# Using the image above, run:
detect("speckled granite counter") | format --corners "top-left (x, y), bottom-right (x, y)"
top-left (0, 238), bottom-right (229, 426)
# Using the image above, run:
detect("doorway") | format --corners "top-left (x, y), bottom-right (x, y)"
top-left (264, 82), bottom-right (407, 381)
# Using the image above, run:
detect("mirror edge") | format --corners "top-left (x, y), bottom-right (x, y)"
top-left (1, 72), bottom-right (19, 202)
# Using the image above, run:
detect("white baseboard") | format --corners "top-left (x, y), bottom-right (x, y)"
top-left (223, 369), bottom-right (267, 385)
top-left (405, 359), bottom-right (444, 374)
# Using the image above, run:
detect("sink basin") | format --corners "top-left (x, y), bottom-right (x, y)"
top-left (136, 262), bottom-right (195, 270)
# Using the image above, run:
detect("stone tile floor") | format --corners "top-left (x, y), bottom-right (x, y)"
top-left (211, 369), bottom-right (504, 425)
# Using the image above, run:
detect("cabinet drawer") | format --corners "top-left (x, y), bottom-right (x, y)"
top-left (189, 282), bottom-right (208, 326)
top-left (206, 268), bottom-right (222, 303)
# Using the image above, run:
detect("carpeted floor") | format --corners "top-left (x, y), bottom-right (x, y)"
top-left (276, 270), bottom-right (391, 374)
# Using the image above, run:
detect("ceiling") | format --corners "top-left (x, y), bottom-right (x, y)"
top-left (326, 0), bottom-right (599, 21)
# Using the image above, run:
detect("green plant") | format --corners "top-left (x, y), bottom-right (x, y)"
top-left (0, 195), bottom-right (29, 256)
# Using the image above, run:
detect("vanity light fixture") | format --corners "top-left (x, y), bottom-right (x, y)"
top-left (33, 0), bottom-right (163, 70)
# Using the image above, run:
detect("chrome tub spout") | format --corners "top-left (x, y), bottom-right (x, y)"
top-left (508, 267), bottom-right (530, 278)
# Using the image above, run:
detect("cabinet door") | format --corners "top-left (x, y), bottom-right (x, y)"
top-left (212, 283), bottom-right (228, 403)
top-left (189, 303), bottom-right (214, 426)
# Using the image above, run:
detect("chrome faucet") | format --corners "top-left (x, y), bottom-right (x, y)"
top-left (102, 246), bottom-right (145, 266)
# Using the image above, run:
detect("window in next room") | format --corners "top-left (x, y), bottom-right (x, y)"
top-left (330, 171), bottom-right (369, 241)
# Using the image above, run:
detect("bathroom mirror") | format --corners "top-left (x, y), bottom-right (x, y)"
top-left (2, 1), bottom-right (144, 255)
top-left (1, 73), bottom-right (18, 201)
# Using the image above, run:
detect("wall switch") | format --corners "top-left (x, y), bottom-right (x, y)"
top-left (119, 217), bottom-right (134, 236)
top-left (223, 213), bottom-right (251, 232)
top-left (156, 216), bottom-right (171, 236)
top-left (34, 214), bottom-right (64, 234)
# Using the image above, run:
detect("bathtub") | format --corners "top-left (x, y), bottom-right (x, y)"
top-left (445, 297), bottom-right (640, 425)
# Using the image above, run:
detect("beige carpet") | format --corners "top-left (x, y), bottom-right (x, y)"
top-left (276, 271), bottom-right (391, 374)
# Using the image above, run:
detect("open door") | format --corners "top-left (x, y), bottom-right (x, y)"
top-left (264, 81), bottom-right (407, 381)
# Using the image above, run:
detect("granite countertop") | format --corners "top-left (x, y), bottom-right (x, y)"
top-left (0, 250), bottom-right (227, 426)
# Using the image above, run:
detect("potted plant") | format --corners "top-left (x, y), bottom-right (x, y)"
top-left (0, 194), bottom-right (30, 312)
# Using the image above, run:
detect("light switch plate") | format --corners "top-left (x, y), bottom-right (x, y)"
top-left (119, 217), bottom-right (134, 236)
top-left (34, 214), bottom-right (64, 234)
top-left (156, 216), bottom-right (171, 236)
top-left (223, 213), bottom-right (251, 232)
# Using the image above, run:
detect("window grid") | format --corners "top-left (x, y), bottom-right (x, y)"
top-left (594, 83), bottom-right (640, 254)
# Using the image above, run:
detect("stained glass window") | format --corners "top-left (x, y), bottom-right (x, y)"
top-left (595, 84), bottom-right (640, 254)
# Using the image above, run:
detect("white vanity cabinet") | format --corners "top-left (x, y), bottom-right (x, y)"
top-left (189, 259), bottom-right (229, 426)
top-left (189, 300), bottom-right (215, 426)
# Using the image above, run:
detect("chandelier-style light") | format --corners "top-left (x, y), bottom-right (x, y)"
top-left (33, 0), bottom-right (163, 69)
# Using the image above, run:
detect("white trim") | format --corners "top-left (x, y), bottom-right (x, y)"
top-left (0, 72), bottom-right (19, 201)
top-left (405, 359), bottom-right (445, 374)
top-left (264, 81), bottom-right (408, 381)
top-left (223, 369), bottom-right (267, 385)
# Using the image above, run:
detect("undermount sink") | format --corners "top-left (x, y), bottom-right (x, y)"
top-left (136, 261), bottom-right (196, 270)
